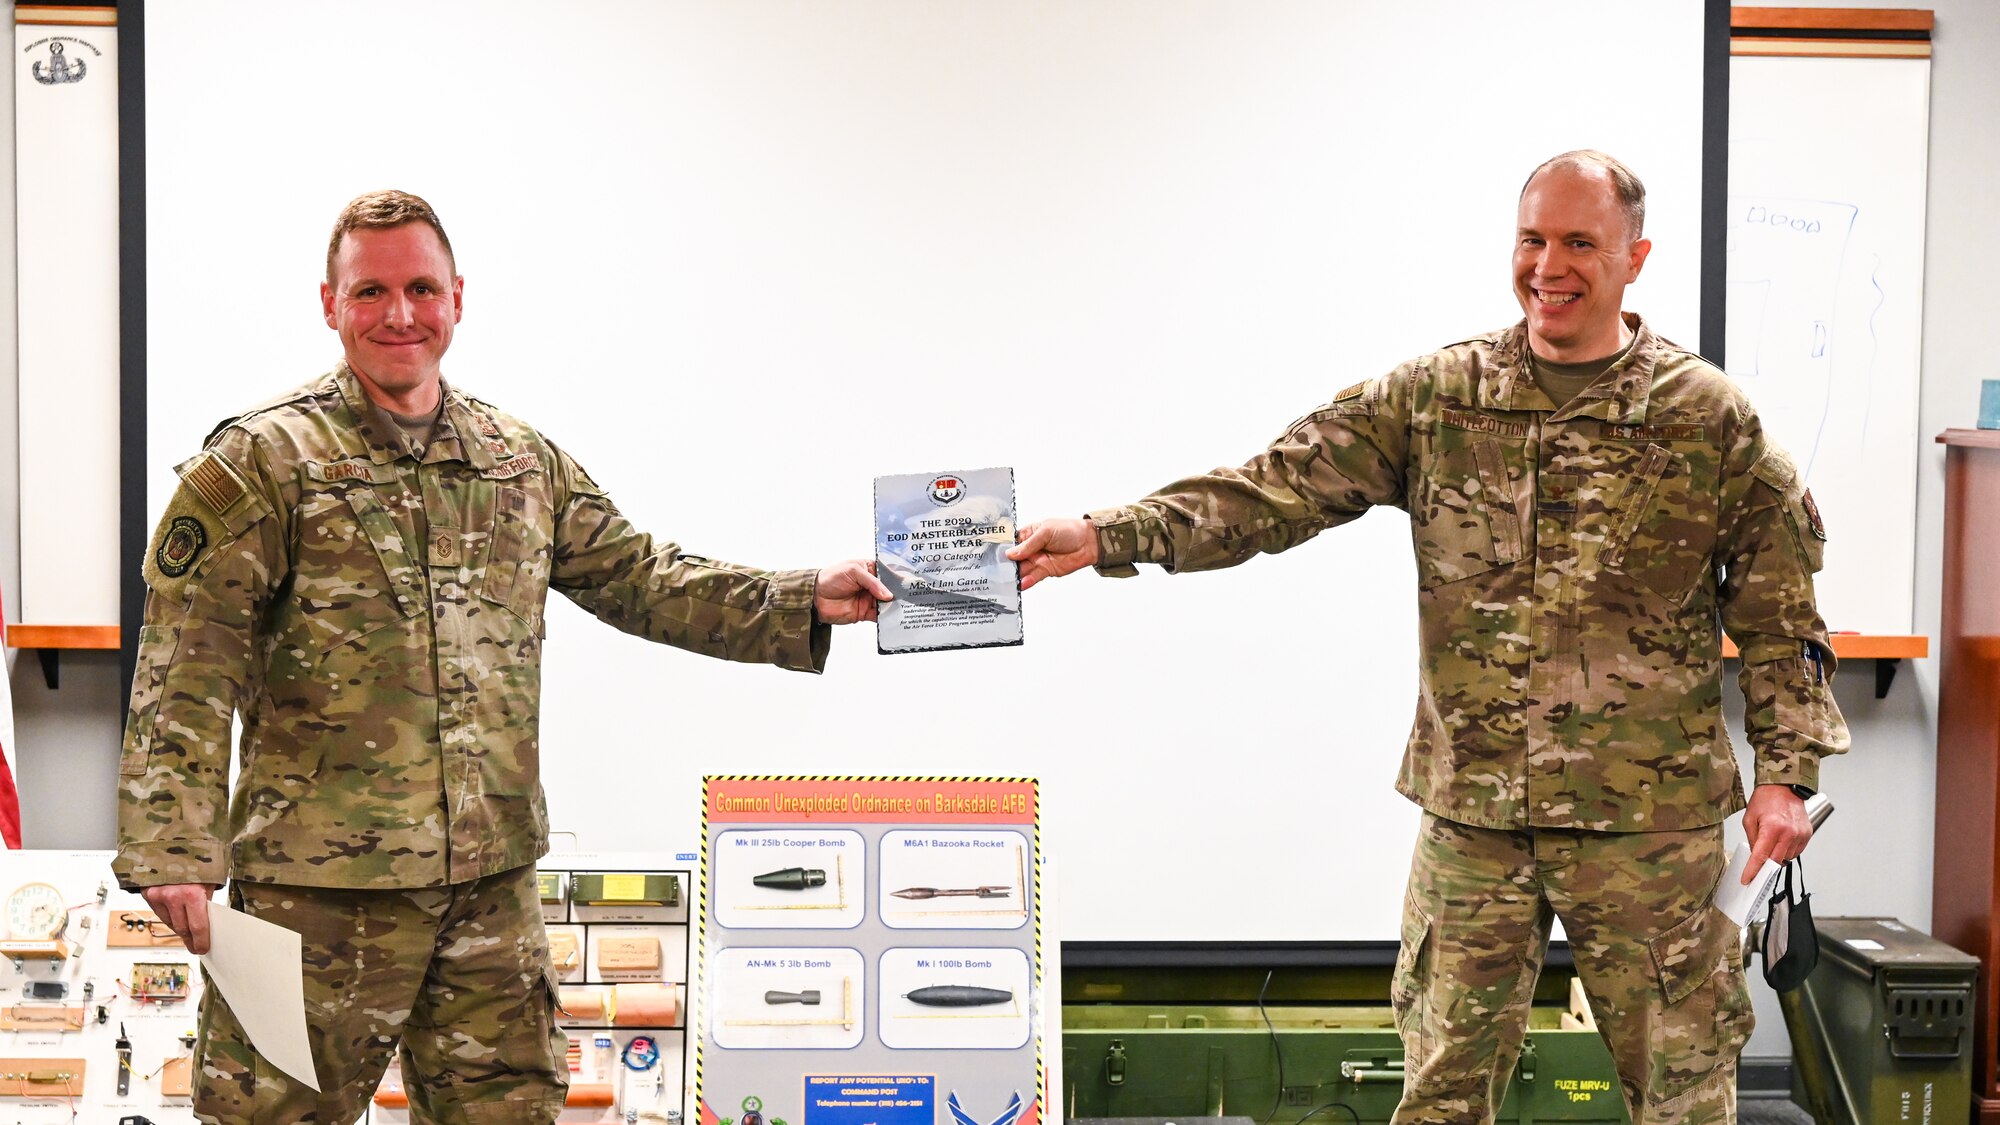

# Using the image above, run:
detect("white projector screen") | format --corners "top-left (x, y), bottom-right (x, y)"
top-left (145, 1), bottom-right (1707, 942)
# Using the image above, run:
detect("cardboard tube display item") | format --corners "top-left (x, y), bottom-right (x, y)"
top-left (612, 983), bottom-right (679, 1026)
top-left (559, 986), bottom-right (610, 1022)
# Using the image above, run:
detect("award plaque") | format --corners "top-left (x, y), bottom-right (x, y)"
top-left (874, 468), bottom-right (1022, 654)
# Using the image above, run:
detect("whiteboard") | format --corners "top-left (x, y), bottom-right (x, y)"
top-left (144, 1), bottom-right (1706, 942)
top-left (1726, 55), bottom-right (1930, 635)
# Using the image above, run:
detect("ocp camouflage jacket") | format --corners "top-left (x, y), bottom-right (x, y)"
top-left (1088, 316), bottom-right (1848, 832)
top-left (115, 366), bottom-right (826, 890)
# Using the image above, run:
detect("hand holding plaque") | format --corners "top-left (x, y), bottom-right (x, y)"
top-left (873, 468), bottom-right (1023, 654)
top-left (1007, 518), bottom-right (1100, 590)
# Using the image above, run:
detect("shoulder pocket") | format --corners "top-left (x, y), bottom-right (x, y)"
top-left (119, 624), bottom-right (178, 776)
top-left (144, 455), bottom-right (275, 604)
top-left (1751, 448), bottom-right (1825, 574)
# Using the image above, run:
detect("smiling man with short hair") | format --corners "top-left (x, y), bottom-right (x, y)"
top-left (1010, 152), bottom-right (1846, 1125)
top-left (116, 190), bottom-right (890, 1124)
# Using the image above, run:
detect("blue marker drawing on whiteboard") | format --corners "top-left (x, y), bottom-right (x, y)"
top-left (1729, 58), bottom-right (1928, 636)
top-left (1724, 195), bottom-right (1863, 479)
top-left (1859, 257), bottom-right (1886, 447)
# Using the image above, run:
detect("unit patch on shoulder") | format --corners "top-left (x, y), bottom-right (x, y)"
top-left (156, 515), bottom-right (208, 577)
top-left (1800, 488), bottom-right (1828, 540)
top-left (1334, 382), bottom-right (1368, 402)
top-left (181, 451), bottom-right (246, 513)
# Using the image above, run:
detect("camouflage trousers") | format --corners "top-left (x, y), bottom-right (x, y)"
top-left (195, 863), bottom-right (567, 1124)
top-left (1390, 813), bottom-right (1752, 1125)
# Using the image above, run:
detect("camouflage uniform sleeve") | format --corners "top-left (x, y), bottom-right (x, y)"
top-left (1088, 367), bottom-right (1414, 575)
top-left (1715, 418), bottom-right (1850, 791)
top-left (546, 445), bottom-right (829, 673)
top-left (113, 427), bottom-right (285, 889)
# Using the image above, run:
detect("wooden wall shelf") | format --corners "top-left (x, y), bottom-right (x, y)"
top-left (1721, 634), bottom-right (1928, 698)
top-left (7, 625), bottom-right (119, 650)
top-left (1730, 6), bottom-right (1933, 59)
top-left (5, 624), bottom-right (121, 689)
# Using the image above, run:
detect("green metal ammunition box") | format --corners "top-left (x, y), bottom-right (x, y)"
top-left (535, 870), bottom-right (564, 905)
top-left (1785, 917), bottom-right (1976, 1124)
top-left (569, 871), bottom-right (680, 907)
top-left (1064, 999), bottom-right (1626, 1124)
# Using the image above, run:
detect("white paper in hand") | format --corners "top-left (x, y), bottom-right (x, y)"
top-left (1714, 842), bottom-right (1784, 928)
top-left (200, 905), bottom-right (321, 1091)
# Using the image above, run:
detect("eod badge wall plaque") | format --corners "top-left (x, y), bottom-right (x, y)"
top-left (699, 777), bottom-right (1044, 1125)
top-left (874, 468), bottom-right (1022, 653)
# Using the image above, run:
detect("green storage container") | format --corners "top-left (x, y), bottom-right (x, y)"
top-left (1064, 994), bottom-right (1626, 1124)
top-left (1785, 917), bottom-right (1976, 1124)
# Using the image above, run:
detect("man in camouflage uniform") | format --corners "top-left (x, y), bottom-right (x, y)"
top-left (112, 191), bottom-right (891, 1124)
top-left (1010, 152), bottom-right (1849, 1124)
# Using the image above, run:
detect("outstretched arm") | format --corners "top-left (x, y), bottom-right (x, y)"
top-left (1009, 370), bottom-right (1415, 588)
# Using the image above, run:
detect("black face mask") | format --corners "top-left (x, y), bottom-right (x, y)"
top-left (1761, 860), bottom-right (1819, 992)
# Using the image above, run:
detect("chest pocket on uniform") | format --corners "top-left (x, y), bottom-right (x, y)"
top-left (1602, 443), bottom-right (1718, 606)
top-left (291, 483), bottom-right (420, 653)
top-left (1414, 430), bottom-right (1525, 590)
top-left (481, 484), bottom-right (554, 630)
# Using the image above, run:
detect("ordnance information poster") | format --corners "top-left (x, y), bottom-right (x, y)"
top-left (698, 777), bottom-right (1043, 1125)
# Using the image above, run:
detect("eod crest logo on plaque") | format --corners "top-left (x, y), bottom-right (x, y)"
top-left (928, 475), bottom-right (966, 506)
